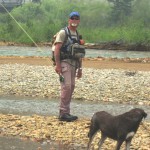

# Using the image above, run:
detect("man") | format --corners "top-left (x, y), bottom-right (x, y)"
top-left (53, 12), bottom-right (84, 122)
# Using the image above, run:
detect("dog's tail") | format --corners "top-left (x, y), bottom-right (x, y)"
top-left (88, 114), bottom-right (99, 139)
top-left (87, 114), bottom-right (100, 150)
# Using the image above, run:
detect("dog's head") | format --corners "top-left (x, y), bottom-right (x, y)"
top-left (132, 108), bottom-right (147, 119)
top-left (142, 110), bottom-right (147, 119)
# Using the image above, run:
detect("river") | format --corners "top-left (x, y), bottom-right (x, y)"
top-left (0, 95), bottom-right (150, 120)
top-left (0, 45), bottom-right (150, 58)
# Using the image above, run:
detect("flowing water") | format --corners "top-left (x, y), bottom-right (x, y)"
top-left (0, 45), bottom-right (150, 58)
top-left (0, 95), bottom-right (150, 120)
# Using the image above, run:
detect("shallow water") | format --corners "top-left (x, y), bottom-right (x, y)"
top-left (0, 136), bottom-right (51, 150)
top-left (0, 95), bottom-right (150, 120)
top-left (0, 45), bottom-right (150, 58)
top-left (0, 95), bottom-right (150, 150)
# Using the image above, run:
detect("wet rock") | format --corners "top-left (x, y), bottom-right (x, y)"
top-left (0, 64), bottom-right (150, 106)
top-left (0, 114), bottom-right (150, 150)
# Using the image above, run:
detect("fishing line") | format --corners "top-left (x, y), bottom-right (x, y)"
top-left (0, 2), bottom-right (40, 49)
top-left (0, 2), bottom-right (53, 66)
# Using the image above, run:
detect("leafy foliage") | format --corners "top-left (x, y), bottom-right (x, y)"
top-left (0, 0), bottom-right (149, 44)
top-left (107, 0), bottom-right (134, 25)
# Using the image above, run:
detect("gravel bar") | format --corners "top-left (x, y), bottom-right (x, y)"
top-left (0, 64), bottom-right (150, 106)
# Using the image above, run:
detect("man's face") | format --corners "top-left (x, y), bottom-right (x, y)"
top-left (69, 16), bottom-right (80, 27)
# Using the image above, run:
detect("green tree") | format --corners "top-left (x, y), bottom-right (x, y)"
top-left (132, 0), bottom-right (150, 27)
top-left (107, 0), bottom-right (133, 25)
top-left (0, 0), bottom-right (149, 44)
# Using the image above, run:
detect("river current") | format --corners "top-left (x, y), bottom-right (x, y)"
top-left (0, 45), bottom-right (150, 58)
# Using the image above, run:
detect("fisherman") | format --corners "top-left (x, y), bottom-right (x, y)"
top-left (53, 11), bottom-right (85, 122)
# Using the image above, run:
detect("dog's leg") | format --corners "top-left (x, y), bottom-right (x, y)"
top-left (98, 134), bottom-right (107, 150)
top-left (87, 131), bottom-right (97, 150)
top-left (125, 139), bottom-right (132, 150)
top-left (125, 131), bottom-right (134, 150)
top-left (115, 140), bottom-right (124, 150)
top-left (125, 140), bottom-right (131, 150)
top-left (87, 119), bottom-right (99, 150)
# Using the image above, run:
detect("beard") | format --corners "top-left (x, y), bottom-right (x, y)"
top-left (71, 23), bottom-right (78, 27)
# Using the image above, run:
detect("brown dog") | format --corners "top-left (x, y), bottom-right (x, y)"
top-left (87, 108), bottom-right (147, 150)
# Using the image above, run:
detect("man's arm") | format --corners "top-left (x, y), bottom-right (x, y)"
top-left (54, 43), bottom-right (62, 74)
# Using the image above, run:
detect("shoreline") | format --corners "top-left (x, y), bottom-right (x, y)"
top-left (0, 41), bottom-right (150, 51)
top-left (0, 56), bottom-right (150, 71)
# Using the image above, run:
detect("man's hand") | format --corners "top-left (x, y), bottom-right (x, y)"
top-left (76, 68), bottom-right (82, 79)
top-left (55, 65), bottom-right (62, 74)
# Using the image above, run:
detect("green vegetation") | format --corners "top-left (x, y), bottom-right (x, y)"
top-left (0, 0), bottom-right (150, 45)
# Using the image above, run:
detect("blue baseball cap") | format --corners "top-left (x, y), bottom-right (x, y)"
top-left (69, 12), bottom-right (80, 18)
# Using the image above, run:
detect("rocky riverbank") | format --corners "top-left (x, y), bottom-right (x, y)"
top-left (0, 113), bottom-right (149, 150)
top-left (0, 63), bottom-right (150, 106)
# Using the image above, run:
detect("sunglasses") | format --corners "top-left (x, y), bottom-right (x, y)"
top-left (70, 17), bottom-right (79, 20)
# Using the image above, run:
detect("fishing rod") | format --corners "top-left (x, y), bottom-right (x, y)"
top-left (0, 2), bottom-right (39, 48)
top-left (0, 2), bottom-right (53, 65)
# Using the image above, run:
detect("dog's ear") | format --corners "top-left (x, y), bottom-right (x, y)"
top-left (140, 109), bottom-right (147, 119)
top-left (134, 108), bottom-right (147, 119)
top-left (142, 112), bottom-right (147, 119)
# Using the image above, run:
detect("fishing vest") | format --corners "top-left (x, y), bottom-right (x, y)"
top-left (52, 27), bottom-right (85, 63)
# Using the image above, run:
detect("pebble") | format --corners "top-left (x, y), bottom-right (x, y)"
top-left (0, 64), bottom-right (150, 106)
top-left (0, 114), bottom-right (150, 150)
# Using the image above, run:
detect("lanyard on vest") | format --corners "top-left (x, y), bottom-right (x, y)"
top-left (65, 27), bottom-right (80, 44)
